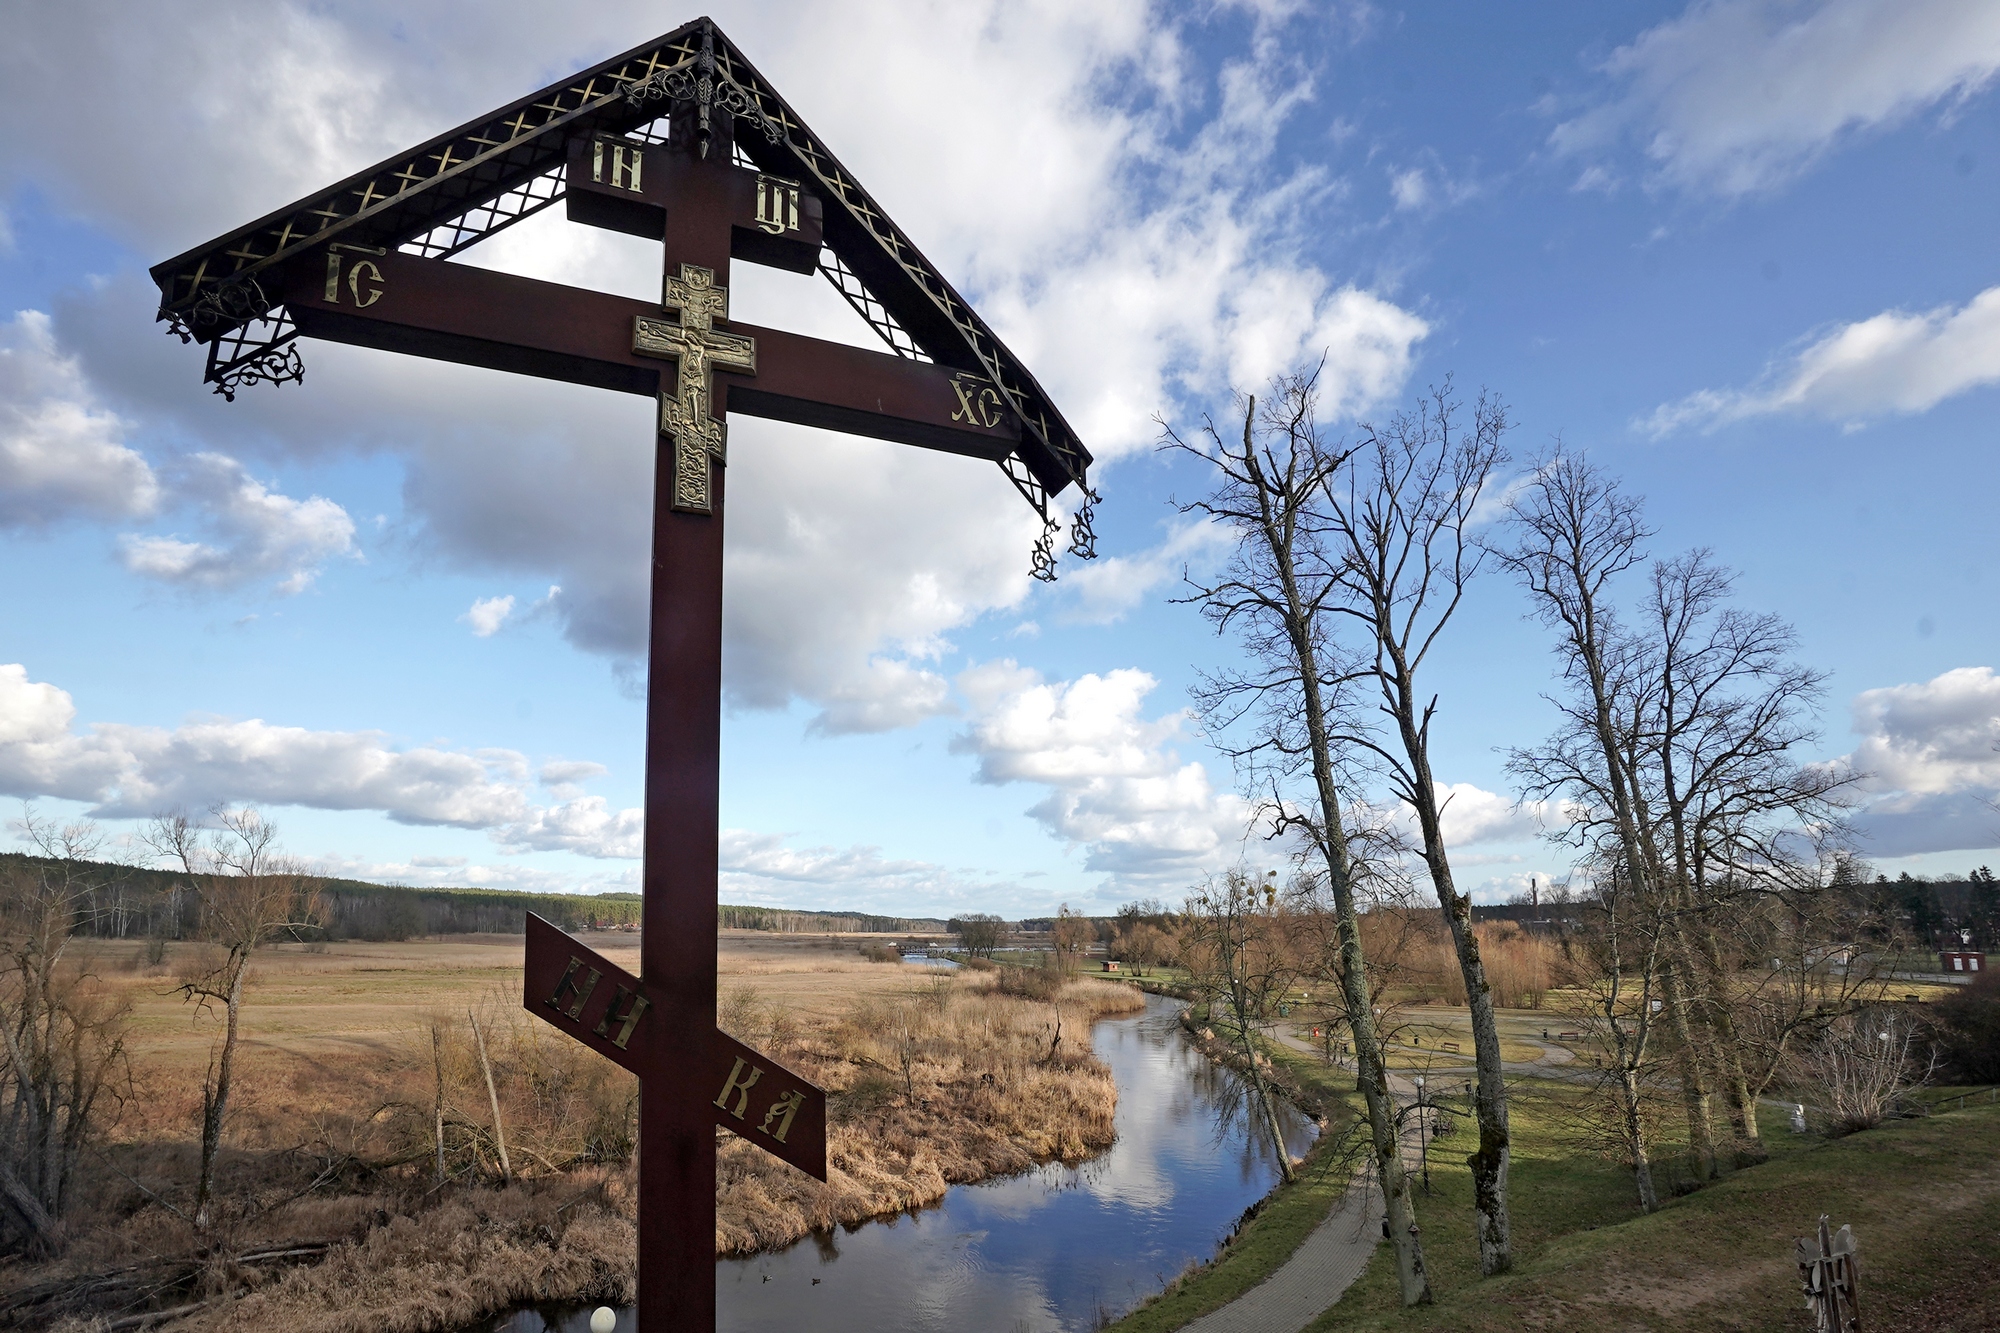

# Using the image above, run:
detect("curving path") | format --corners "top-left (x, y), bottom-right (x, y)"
top-left (1179, 1017), bottom-right (1572, 1333)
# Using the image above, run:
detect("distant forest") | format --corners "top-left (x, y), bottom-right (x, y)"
top-left (0, 852), bottom-right (957, 942)
top-left (0, 852), bottom-right (639, 942)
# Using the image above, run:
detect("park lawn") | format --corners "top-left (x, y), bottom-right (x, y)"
top-left (1314, 1096), bottom-right (2000, 1332)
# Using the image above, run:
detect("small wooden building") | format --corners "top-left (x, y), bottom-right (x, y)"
top-left (1101, 960), bottom-right (1121, 972)
top-left (1940, 949), bottom-right (1986, 975)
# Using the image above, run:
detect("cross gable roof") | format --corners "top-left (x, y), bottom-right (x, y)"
top-left (150, 17), bottom-right (1092, 521)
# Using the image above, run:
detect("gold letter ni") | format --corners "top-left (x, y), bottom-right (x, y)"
top-left (593, 985), bottom-right (650, 1050)
top-left (545, 957), bottom-right (601, 1021)
top-left (759, 1089), bottom-right (805, 1143)
top-left (611, 144), bottom-right (642, 192)
top-left (714, 1056), bottom-right (763, 1120)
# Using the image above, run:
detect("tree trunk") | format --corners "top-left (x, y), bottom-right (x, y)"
top-left (193, 954), bottom-right (247, 1231)
top-left (1386, 655), bottom-right (1512, 1274)
top-left (1616, 1064), bottom-right (1659, 1212)
top-left (469, 1012), bottom-right (512, 1186)
top-left (1233, 1009), bottom-right (1295, 1184)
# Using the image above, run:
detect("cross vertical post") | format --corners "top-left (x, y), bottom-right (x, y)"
top-left (639, 127), bottom-right (740, 1333)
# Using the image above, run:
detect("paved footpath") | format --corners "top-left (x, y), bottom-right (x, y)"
top-left (1180, 1028), bottom-right (1417, 1333)
top-left (1180, 1017), bottom-right (1574, 1333)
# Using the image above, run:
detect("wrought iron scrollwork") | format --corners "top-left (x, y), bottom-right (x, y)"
top-left (1030, 519), bottom-right (1061, 583)
top-left (624, 25), bottom-right (781, 156)
top-left (1067, 489), bottom-right (1100, 560)
top-left (209, 341), bottom-right (304, 401)
top-left (166, 276), bottom-right (274, 344)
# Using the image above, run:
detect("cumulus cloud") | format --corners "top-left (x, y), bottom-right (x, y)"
top-left (0, 310), bottom-right (158, 528)
top-left (8, 1), bottom-right (1426, 729)
top-left (314, 852), bottom-right (636, 895)
top-left (952, 660), bottom-right (1255, 888)
top-left (718, 829), bottom-right (1032, 914)
top-left (1837, 667), bottom-right (2000, 857)
top-left (1643, 284), bottom-right (2000, 434)
top-left (464, 595), bottom-right (515, 637)
top-left (119, 452), bottom-right (357, 594)
top-left (1554, 0), bottom-right (2000, 196)
top-left (494, 795), bottom-right (644, 859)
top-left (1433, 782), bottom-right (1542, 848)
top-left (1058, 520), bottom-right (1232, 625)
top-left (0, 660), bottom-right (531, 826)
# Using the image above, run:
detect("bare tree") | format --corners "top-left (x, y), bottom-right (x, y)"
top-left (1554, 864), bottom-right (1667, 1211)
top-left (951, 914), bottom-right (1004, 959)
top-left (0, 811), bottom-right (130, 1249)
top-left (1326, 380), bottom-right (1516, 1273)
top-left (1181, 870), bottom-right (1300, 1183)
top-left (1050, 905), bottom-right (1093, 973)
top-left (1626, 551), bottom-right (1853, 1153)
top-left (148, 807), bottom-right (323, 1230)
top-left (1498, 454), bottom-right (1735, 1177)
top-left (1165, 372), bottom-right (1432, 1306)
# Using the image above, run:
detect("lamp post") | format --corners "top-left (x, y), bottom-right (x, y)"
top-left (1414, 1075), bottom-right (1430, 1195)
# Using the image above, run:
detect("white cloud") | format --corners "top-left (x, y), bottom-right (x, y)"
top-left (952, 659), bottom-right (1255, 888)
top-left (1058, 519), bottom-right (1232, 625)
top-left (1433, 782), bottom-right (1541, 848)
top-left (1643, 284), bottom-right (2000, 434)
top-left (7, 1), bottom-right (1427, 730)
top-left (119, 452), bottom-right (357, 594)
top-left (718, 829), bottom-right (1029, 914)
top-left (0, 661), bottom-right (529, 826)
top-left (495, 794), bottom-right (644, 859)
top-left (1554, 0), bottom-right (2000, 196)
top-left (1837, 667), bottom-right (2000, 857)
top-left (464, 595), bottom-right (515, 637)
top-left (313, 852), bottom-right (636, 895)
top-left (807, 657), bottom-right (955, 737)
top-left (0, 310), bottom-right (157, 528)
top-left (538, 759), bottom-right (607, 786)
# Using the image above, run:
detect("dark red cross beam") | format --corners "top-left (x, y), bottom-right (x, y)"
top-left (522, 913), bottom-right (827, 1179)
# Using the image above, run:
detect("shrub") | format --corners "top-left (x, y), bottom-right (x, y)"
top-left (1923, 968), bottom-right (2000, 1083)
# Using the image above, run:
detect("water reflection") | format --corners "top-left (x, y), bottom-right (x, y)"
top-left (491, 996), bottom-right (1314, 1333)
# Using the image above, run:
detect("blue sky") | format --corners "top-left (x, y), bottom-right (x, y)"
top-left (3, 0), bottom-right (1998, 915)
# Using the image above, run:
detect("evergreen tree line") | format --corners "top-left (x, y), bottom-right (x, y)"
top-left (0, 852), bottom-right (641, 942)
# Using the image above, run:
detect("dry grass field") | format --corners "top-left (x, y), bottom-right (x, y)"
top-left (13, 931), bottom-right (1143, 1333)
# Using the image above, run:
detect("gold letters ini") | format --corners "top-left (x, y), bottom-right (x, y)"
top-left (633, 264), bottom-right (757, 514)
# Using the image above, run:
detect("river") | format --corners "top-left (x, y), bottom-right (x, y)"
top-left (494, 994), bottom-right (1316, 1333)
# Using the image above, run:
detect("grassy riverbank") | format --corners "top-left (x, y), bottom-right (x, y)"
top-left (1110, 1013), bottom-right (2000, 1333)
top-left (12, 935), bottom-right (1141, 1333)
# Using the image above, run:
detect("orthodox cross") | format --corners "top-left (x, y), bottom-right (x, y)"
top-left (148, 20), bottom-right (1095, 1333)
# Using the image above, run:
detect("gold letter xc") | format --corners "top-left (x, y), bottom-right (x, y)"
top-left (949, 375), bottom-right (1005, 429)
top-left (714, 1056), bottom-right (764, 1120)
top-left (545, 957), bottom-right (601, 1021)
top-left (633, 264), bottom-right (758, 515)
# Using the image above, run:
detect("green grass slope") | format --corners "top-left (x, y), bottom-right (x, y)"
top-left (1319, 1099), bottom-right (2000, 1333)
